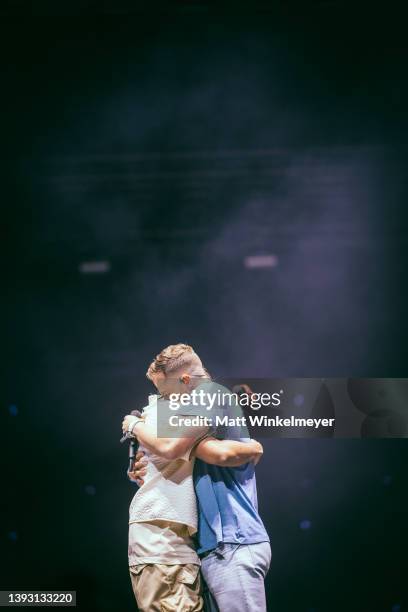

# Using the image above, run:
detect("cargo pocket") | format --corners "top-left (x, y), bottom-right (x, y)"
top-left (161, 565), bottom-right (202, 612)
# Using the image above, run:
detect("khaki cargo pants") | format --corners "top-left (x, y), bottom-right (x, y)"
top-left (129, 563), bottom-right (203, 612)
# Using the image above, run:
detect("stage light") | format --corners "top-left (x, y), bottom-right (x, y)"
top-left (243, 255), bottom-right (278, 269)
top-left (79, 261), bottom-right (111, 274)
top-left (299, 520), bottom-right (312, 530)
top-left (84, 485), bottom-right (96, 495)
top-left (8, 531), bottom-right (18, 541)
top-left (8, 404), bottom-right (18, 416)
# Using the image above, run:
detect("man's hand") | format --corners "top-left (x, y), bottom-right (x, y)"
top-left (127, 450), bottom-right (148, 486)
top-left (122, 414), bottom-right (144, 436)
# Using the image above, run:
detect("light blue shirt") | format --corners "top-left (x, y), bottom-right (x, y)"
top-left (179, 381), bottom-right (270, 555)
top-left (193, 456), bottom-right (270, 555)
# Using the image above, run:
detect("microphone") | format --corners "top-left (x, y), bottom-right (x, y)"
top-left (128, 439), bottom-right (137, 477)
top-left (120, 409), bottom-right (143, 443)
top-left (120, 410), bottom-right (143, 481)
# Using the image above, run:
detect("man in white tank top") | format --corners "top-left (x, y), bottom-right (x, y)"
top-left (122, 344), bottom-right (263, 612)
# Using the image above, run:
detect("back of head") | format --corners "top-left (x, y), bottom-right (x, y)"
top-left (146, 343), bottom-right (208, 380)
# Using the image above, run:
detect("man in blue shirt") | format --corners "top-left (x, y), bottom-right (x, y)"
top-left (127, 344), bottom-right (271, 611)
top-left (180, 378), bottom-right (271, 612)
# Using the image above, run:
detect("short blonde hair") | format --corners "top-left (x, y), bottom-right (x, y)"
top-left (146, 343), bottom-right (206, 380)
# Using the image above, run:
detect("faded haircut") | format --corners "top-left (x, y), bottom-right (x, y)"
top-left (146, 343), bottom-right (208, 380)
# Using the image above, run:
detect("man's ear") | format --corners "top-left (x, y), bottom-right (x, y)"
top-left (179, 373), bottom-right (191, 385)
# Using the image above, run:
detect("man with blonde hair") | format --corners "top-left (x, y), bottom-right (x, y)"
top-left (122, 344), bottom-right (264, 611)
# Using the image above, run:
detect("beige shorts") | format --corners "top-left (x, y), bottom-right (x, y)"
top-left (129, 563), bottom-right (203, 612)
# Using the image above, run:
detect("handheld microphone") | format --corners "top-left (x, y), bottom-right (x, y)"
top-left (120, 410), bottom-right (143, 481)
top-left (128, 439), bottom-right (137, 476)
top-left (120, 409), bottom-right (143, 443)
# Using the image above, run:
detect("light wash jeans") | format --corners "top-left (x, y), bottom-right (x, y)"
top-left (200, 542), bottom-right (271, 612)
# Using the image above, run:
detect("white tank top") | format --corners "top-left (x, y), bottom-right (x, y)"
top-left (128, 395), bottom-right (198, 535)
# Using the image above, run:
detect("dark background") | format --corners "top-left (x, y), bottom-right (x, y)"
top-left (1, 2), bottom-right (407, 611)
